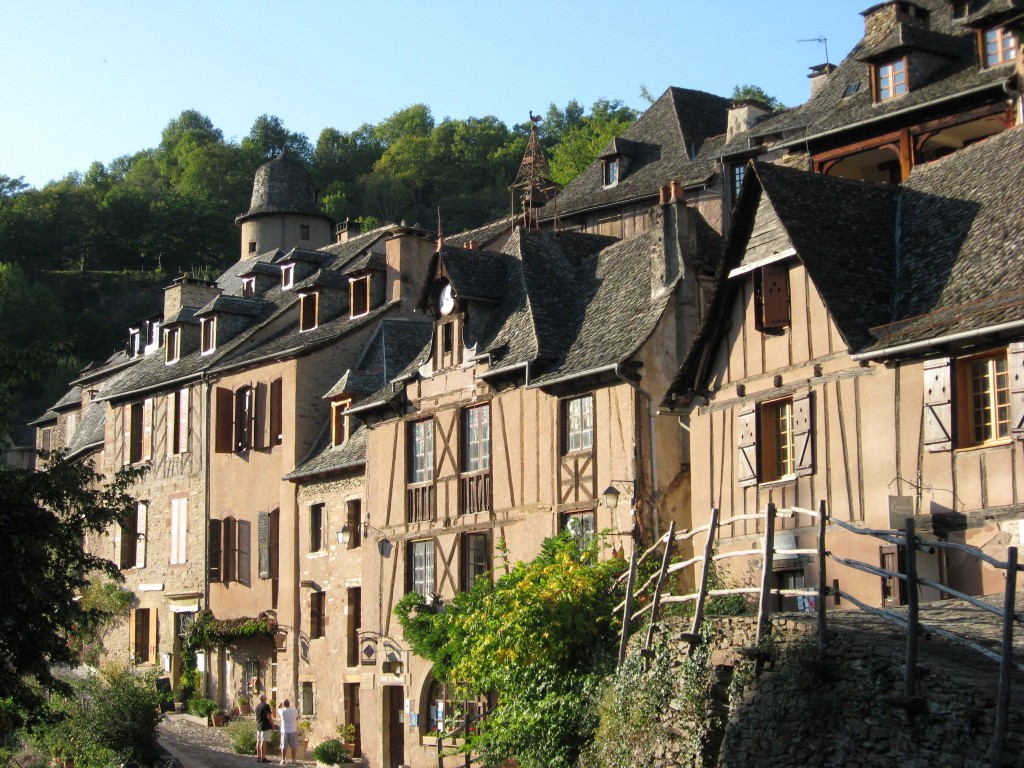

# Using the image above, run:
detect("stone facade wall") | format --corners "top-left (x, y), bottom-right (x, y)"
top-left (644, 614), bottom-right (1024, 768)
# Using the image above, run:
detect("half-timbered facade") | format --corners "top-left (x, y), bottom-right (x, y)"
top-left (351, 190), bottom-right (711, 767)
top-left (663, 126), bottom-right (1024, 610)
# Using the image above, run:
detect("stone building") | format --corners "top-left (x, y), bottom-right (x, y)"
top-left (662, 125), bottom-right (1024, 610)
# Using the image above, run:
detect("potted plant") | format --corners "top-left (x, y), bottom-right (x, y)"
top-left (295, 720), bottom-right (312, 760)
top-left (238, 694), bottom-right (252, 715)
top-left (337, 723), bottom-right (357, 756)
top-left (211, 708), bottom-right (228, 727)
top-left (313, 738), bottom-right (353, 766)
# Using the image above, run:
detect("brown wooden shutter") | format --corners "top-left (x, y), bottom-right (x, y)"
top-left (737, 405), bottom-right (758, 487)
top-left (223, 518), bottom-right (236, 582)
top-left (270, 378), bottom-right (283, 445)
top-left (1010, 342), bottom-right (1024, 439)
top-left (142, 398), bottom-right (153, 460)
top-left (258, 511), bottom-right (271, 579)
top-left (254, 382), bottom-right (268, 449)
top-left (237, 519), bottom-right (251, 587)
top-left (923, 358), bottom-right (953, 452)
top-left (120, 517), bottom-right (136, 569)
top-left (208, 519), bottom-right (222, 582)
top-left (215, 387), bottom-right (233, 453)
top-left (761, 263), bottom-right (790, 329)
top-left (792, 391), bottom-right (814, 476)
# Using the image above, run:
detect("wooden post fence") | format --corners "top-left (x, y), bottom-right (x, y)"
top-left (688, 507), bottom-right (720, 654)
top-left (756, 502), bottom-right (777, 646)
top-left (617, 526), bottom-right (639, 668)
top-left (991, 545), bottom-right (1018, 768)
top-left (643, 520), bottom-right (676, 660)
top-left (816, 499), bottom-right (828, 653)
top-left (904, 517), bottom-right (919, 709)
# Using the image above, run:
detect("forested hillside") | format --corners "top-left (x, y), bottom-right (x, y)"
top-left (0, 99), bottom-right (638, 424)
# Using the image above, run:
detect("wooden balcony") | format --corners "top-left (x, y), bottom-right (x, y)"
top-left (407, 482), bottom-right (435, 523)
top-left (460, 471), bottom-right (492, 515)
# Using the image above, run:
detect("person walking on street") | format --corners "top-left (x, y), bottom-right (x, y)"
top-left (254, 694), bottom-right (274, 763)
top-left (277, 698), bottom-right (299, 764)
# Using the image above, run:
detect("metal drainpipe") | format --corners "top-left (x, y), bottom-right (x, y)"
top-left (614, 364), bottom-right (660, 538)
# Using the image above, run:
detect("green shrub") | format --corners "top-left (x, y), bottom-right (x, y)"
top-left (30, 667), bottom-right (160, 768)
top-left (188, 697), bottom-right (218, 718)
top-left (313, 738), bottom-right (352, 765)
top-left (226, 719), bottom-right (258, 755)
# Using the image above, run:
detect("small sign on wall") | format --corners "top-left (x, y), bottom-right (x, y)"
top-left (888, 496), bottom-right (914, 530)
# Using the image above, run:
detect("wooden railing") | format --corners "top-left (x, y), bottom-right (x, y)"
top-left (615, 501), bottom-right (1021, 768)
top-left (407, 483), bottom-right (435, 523)
top-left (459, 471), bottom-right (491, 515)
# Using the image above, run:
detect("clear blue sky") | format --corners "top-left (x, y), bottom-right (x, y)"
top-left (2, 1), bottom-right (870, 189)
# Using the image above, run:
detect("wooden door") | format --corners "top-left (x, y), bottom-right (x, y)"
top-left (385, 685), bottom-right (404, 768)
top-left (880, 545), bottom-right (907, 607)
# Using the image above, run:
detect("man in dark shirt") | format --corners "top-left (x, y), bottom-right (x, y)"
top-left (254, 693), bottom-right (274, 762)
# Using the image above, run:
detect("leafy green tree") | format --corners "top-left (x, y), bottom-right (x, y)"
top-left (0, 175), bottom-right (29, 208)
top-left (395, 533), bottom-right (624, 768)
top-left (372, 104), bottom-right (434, 148)
top-left (243, 114), bottom-right (313, 162)
top-left (731, 84), bottom-right (785, 112)
top-left (548, 99), bottom-right (638, 187)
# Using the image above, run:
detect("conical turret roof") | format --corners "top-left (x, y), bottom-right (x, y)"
top-left (236, 151), bottom-right (327, 224)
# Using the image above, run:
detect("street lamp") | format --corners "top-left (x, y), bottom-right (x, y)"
top-left (602, 479), bottom-right (636, 511)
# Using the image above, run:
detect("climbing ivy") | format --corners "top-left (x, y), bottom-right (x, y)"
top-left (178, 610), bottom-right (277, 701)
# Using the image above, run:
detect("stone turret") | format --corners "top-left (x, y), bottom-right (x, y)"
top-left (235, 152), bottom-right (334, 260)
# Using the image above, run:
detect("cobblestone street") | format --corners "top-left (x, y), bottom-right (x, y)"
top-left (158, 715), bottom-right (316, 768)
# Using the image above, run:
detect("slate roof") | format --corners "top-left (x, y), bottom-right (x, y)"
top-left (289, 319), bottom-right (433, 479)
top-left (446, 217), bottom-right (515, 250)
top-left (65, 397), bottom-right (106, 460)
top-left (539, 87), bottom-right (731, 220)
top-left (720, 0), bottom-right (1017, 157)
top-left (52, 385), bottom-right (83, 412)
top-left (196, 295), bottom-right (268, 318)
top-left (236, 152), bottom-right (330, 223)
top-left (663, 125), bottom-right (1024, 407)
top-left (99, 227), bottom-right (401, 402)
top-left (863, 124), bottom-right (1024, 350)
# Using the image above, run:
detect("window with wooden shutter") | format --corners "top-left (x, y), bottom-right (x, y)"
top-left (131, 608), bottom-right (153, 664)
top-left (254, 382), bottom-right (270, 450)
top-left (178, 387), bottom-right (190, 453)
top-left (309, 503), bottom-right (325, 553)
top-left (119, 510), bottom-right (137, 569)
top-left (736, 406), bottom-right (758, 487)
top-left (234, 386), bottom-right (253, 451)
top-left (299, 292), bottom-right (319, 331)
top-left (128, 608), bottom-right (136, 662)
top-left (237, 519), bottom-right (251, 586)
top-left (270, 378), bottom-right (283, 445)
top-left (258, 511), bottom-right (271, 579)
top-left (223, 517), bottom-right (237, 583)
top-left (760, 398), bottom-right (795, 482)
top-left (310, 591), bottom-right (326, 639)
top-left (215, 388), bottom-right (233, 453)
top-left (1011, 342), bottom-right (1024, 439)
top-left (792, 392), bottom-right (814, 476)
top-left (208, 519), bottom-right (222, 582)
top-left (923, 358), bottom-right (953, 452)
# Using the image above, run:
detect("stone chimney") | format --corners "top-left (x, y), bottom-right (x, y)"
top-left (164, 276), bottom-right (221, 319)
top-left (385, 227), bottom-right (436, 307)
top-left (862, 1), bottom-right (929, 43)
top-left (808, 63), bottom-right (837, 98)
top-left (726, 101), bottom-right (771, 142)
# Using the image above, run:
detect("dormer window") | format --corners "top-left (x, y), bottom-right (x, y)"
top-left (128, 328), bottom-right (142, 358)
top-left (282, 264), bottom-right (295, 290)
top-left (984, 27), bottom-right (1018, 67)
top-left (754, 264), bottom-right (790, 333)
top-left (299, 292), bottom-right (319, 332)
top-left (241, 277), bottom-right (256, 298)
top-left (350, 275), bottom-right (370, 318)
top-left (603, 157), bottom-right (619, 187)
top-left (200, 317), bottom-right (216, 355)
top-left (952, 2), bottom-right (970, 19)
top-left (332, 399), bottom-right (351, 446)
top-left (165, 327), bottom-right (180, 364)
top-left (876, 58), bottom-right (908, 101)
top-left (145, 319), bottom-right (162, 353)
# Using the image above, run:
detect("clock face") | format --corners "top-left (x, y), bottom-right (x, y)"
top-left (439, 283), bottom-right (456, 316)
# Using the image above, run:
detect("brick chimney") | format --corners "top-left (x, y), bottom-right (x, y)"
top-left (862, 1), bottom-right (929, 43)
